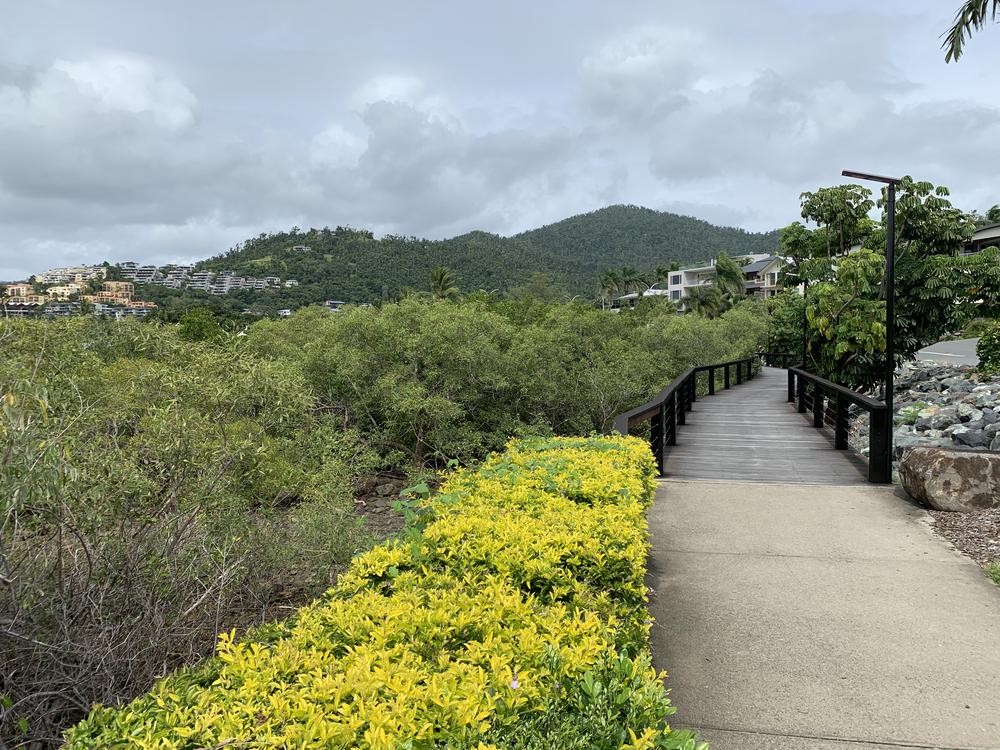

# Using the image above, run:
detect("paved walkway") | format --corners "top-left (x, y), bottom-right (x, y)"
top-left (647, 368), bottom-right (1000, 749)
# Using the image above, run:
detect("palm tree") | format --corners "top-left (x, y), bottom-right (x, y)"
top-left (713, 253), bottom-right (747, 308)
top-left (619, 266), bottom-right (643, 294)
top-left (598, 269), bottom-right (622, 310)
top-left (683, 285), bottom-right (725, 318)
top-left (430, 267), bottom-right (459, 300)
top-left (943, 0), bottom-right (999, 61)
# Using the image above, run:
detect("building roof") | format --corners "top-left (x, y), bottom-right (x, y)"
top-left (741, 256), bottom-right (779, 274)
top-left (973, 223), bottom-right (1000, 241)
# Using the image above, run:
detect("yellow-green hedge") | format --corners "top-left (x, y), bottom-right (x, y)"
top-left (66, 436), bottom-right (705, 750)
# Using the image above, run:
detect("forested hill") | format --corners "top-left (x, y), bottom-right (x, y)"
top-left (197, 205), bottom-right (780, 303)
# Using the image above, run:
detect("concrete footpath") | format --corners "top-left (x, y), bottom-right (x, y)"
top-left (648, 480), bottom-right (1000, 749)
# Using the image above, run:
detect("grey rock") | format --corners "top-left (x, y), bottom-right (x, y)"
top-left (953, 429), bottom-right (989, 448)
top-left (899, 447), bottom-right (1000, 511)
top-left (930, 407), bottom-right (958, 430)
top-left (992, 434), bottom-right (1000, 451)
top-left (956, 403), bottom-right (980, 421)
top-left (375, 483), bottom-right (397, 497)
top-left (981, 408), bottom-right (998, 425)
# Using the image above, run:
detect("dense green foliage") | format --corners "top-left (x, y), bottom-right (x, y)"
top-left (771, 177), bottom-right (1000, 390)
top-left (0, 317), bottom-right (376, 747)
top-left (799, 184), bottom-right (874, 257)
top-left (67, 437), bottom-right (707, 750)
top-left (976, 322), bottom-right (1000, 372)
top-left (1, 297), bottom-right (767, 747)
top-left (196, 206), bottom-right (779, 304)
top-left (249, 297), bottom-right (767, 466)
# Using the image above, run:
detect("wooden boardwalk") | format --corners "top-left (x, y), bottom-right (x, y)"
top-left (662, 366), bottom-right (869, 485)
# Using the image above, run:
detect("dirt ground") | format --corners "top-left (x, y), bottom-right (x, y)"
top-left (929, 507), bottom-right (1000, 566)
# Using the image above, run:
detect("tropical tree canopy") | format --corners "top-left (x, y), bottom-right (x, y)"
top-left (943, 0), bottom-right (999, 61)
top-left (799, 184), bottom-right (874, 257)
top-left (772, 175), bottom-right (1000, 390)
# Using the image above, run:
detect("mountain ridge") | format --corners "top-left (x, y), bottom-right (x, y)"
top-left (193, 204), bottom-right (780, 306)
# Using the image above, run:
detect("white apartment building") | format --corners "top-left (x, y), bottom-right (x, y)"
top-left (614, 254), bottom-right (787, 309)
top-left (36, 266), bottom-right (106, 284)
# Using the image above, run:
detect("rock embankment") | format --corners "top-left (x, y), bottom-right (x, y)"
top-left (849, 362), bottom-right (1000, 461)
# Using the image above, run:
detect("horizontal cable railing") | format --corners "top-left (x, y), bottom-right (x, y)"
top-left (612, 358), bottom-right (757, 476)
top-left (787, 367), bottom-right (892, 484)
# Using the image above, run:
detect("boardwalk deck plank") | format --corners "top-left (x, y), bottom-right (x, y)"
top-left (662, 366), bottom-right (868, 485)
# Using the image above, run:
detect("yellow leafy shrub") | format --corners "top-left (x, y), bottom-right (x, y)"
top-left (65, 436), bottom-right (705, 749)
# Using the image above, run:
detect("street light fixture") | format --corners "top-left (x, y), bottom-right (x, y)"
top-left (841, 169), bottom-right (902, 418)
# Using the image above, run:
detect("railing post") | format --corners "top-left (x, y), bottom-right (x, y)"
top-left (787, 370), bottom-right (796, 403)
top-left (736, 362), bottom-right (743, 385)
top-left (690, 373), bottom-right (697, 403)
top-left (797, 373), bottom-right (807, 413)
top-left (724, 364), bottom-right (730, 389)
top-left (666, 395), bottom-right (677, 446)
top-left (686, 375), bottom-right (694, 411)
top-left (812, 384), bottom-right (823, 427)
top-left (708, 367), bottom-right (715, 395)
top-left (651, 403), bottom-right (664, 476)
top-left (835, 393), bottom-right (848, 449)
top-left (869, 406), bottom-right (892, 483)
top-left (676, 387), bottom-right (686, 426)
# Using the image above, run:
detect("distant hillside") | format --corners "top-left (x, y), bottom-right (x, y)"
top-left (196, 205), bottom-right (780, 304)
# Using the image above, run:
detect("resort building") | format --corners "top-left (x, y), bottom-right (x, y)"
top-left (613, 253), bottom-right (789, 309)
top-left (963, 224), bottom-right (1000, 255)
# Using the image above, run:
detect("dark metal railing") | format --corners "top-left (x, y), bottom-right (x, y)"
top-left (787, 367), bottom-right (891, 484)
top-left (612, 358), bottom-right (757, 476)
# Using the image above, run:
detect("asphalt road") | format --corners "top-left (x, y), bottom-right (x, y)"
top-left (916, 337), bottom-right (979, 366)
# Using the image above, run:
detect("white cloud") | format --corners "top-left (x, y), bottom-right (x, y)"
top-left (53, 54), bottom-right (198, 130)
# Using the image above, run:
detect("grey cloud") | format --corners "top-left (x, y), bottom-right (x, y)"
top-left (1, 1), bottom-right (998, 279)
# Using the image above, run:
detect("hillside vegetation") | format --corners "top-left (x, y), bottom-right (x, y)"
top-left (195, 205), bottom-right (779, 304)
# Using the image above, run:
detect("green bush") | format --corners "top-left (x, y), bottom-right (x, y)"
top-left (0, 318), bottom-right (375, 747)
top-left (66, 437), bottom-right (706, 750)
top-left (977, 322), bottom-right (1000, 373)
top-left (961, 317), bottom-right (996, 339)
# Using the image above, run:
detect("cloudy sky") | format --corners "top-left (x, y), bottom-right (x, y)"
top-left (1, 1), bottom-right (998, 279)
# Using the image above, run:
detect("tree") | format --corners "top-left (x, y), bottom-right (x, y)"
top-left (430, 267), bottom-right (459, 300)
top-left (618, 266), bottom-right (644, 295)
top-left (713, 253), bottom-right (747, 301)
top-left (943, 0), bottom-right (999, 61)
top-left (177, 307), bottom-right (224, 341)
top-left (969, 204), bottom-right (1000, 227)
top-left (788, 175), bottom-right (1000, 390)
top-left (598, 269), bottom-right (622, 309)
top-left (799, 184), bottom-right (874, 257)
top-left (683, 285), bottom-right (726, 318)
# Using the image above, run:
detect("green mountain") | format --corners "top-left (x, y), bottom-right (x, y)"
top-left (193, 205), bottom-right (779, 307)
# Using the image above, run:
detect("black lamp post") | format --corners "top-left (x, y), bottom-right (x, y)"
top-left (841, 169), bottom-right (901, 417)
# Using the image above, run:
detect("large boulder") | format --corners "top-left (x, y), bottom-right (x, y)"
top-left (899, 447), bottom-right (1000, 512)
